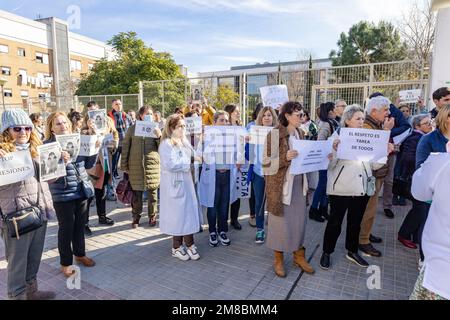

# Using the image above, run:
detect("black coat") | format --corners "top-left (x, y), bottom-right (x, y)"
top-left (399, 131), bottom-right (423, 178)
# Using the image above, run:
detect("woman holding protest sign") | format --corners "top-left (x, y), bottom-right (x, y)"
top-left (121, 106), bottom-right (161, 228)
top-left (247, 106), bottom-right (278, 244)
top-left (0, 109), bottom-right (56, 300)
top-left (44, 112), bottom-right (96, 277)
top-left (319, 105), bottom-right (389, 270)
top-left (263, 101), bottom-right (314, 277)
top-left (309, 102), bottom-right (339, 222)
top-left (79, 101), bottom-right (119, 234)
top-left (224, 104), bottom-right (245, 230)
top-left (159, 114), bottom-right (202, 261)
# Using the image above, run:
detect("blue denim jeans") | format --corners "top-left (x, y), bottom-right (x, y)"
top-left (311, 170), bottom-right (328, 209)
top-left (207, 171), bottom-right (230, 234)
top-left (253, 173), bottom-right (266, 230)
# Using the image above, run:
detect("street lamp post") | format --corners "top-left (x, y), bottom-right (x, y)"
top-left (0, 77), bottom-right (7, 112)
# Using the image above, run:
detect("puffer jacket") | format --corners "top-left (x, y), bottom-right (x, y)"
top-left (121, 124), bottom-right (160, 191)
top-left (0, 160), bottom-right (56, 228)
top-left (44, 137), bottom-right (87, 203)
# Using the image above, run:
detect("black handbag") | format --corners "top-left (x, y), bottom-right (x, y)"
top-left (1, 183), bottom-right (44, 240)
top-left (74, 164), bottom-right (95, 199)
top-left (393, 176), bottom-right (413, 200)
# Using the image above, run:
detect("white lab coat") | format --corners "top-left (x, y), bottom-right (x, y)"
top-left (158, 139), bottom-right (201, 236)
top-left (411, 153), bottom-right (450, 300)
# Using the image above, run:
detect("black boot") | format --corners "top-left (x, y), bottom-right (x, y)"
top-left (309, 207), bottom-right (325, 222)
top-left (98, 214), bottom-right (114, 225)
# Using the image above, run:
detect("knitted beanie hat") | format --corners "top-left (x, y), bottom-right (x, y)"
top-left (1, 108), bottom-right (34, 132)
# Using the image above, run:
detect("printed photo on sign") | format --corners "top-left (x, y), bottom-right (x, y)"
top-left (259, 85), bottom-right (289, 109)
top-left (290, 140), bottom-right (333, 175)
top-left (249, 126), bottom-right (272, 145)
top-left (0, 150), bottom-right (35, 186)
top-left (336, 128), bottom-right (390, 164)
top-left (185, 117), bottom-right (202, 135)
top-left (135, 121), bottom-right (158, 138)
top-left (37, 142), bottom-right (66, 182)
top-left (399, 89), bottom-right (422, 104)
top-left (88, 109), bottom-right (107, 134)
top-left (55, 133), bottom-right (81, 162)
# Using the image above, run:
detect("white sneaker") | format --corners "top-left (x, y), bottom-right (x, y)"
top-left (186, 245), bottom-right (200, 260)
top-left (172, 247), bottom-right (190, 261)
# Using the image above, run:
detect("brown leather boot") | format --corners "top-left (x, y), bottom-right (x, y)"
top-left (26, 280), bottom-right (56, 300)
top-left (273, 251), bottom-right (286, 278)
top-left (75, 256), bottom-right (96, 267)
top-left (293, 247), bottom-right (315, 274)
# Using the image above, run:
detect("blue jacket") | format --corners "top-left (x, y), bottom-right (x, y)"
top-left (390, 104), bottom-right (411, 139)
top-left (44, 137), bottom-right (87, 203)
top-left (416, 129), bottom-right (449, 169)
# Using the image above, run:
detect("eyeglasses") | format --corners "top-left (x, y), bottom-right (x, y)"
top-left (336, 105), bottom-right (347, 108)
top-left (12, 126), bottom-right (33, 133)
top-left (420, 121), bottom-right (432, 126)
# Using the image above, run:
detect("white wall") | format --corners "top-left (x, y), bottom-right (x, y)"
top-left (68, 33), bottom-right (109, 59)
top-left (430, 5), bottom-right (450, 108)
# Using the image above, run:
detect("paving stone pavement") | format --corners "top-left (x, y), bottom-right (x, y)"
top-left (0, 196), bottom-right (419, 300)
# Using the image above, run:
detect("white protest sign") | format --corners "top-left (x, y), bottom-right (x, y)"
top-left (55, 133), bottom-right (81, 162)
top-left (399, 89), bottom-right (422, 104)
top-left (88, 109), bottom-right (107, 134)
top-left (37, 142), bottom-right (67, 182)
top-left (135, 121), bottom-right (158, 138)
top-left (249, 126), bottom-right (272, 145)
top-left (185, 117), bottom-right (202, 135)
top-left (259, 85), bottom-right (289, 109)
top-left (79, 135), bottom-right (102, 157)
top-left (203, 126), bottom-right (237, 165)
top-left (337, 128), bottom-right (390, 164)
top-left (236, 167), bottom-right (251, 199)
top-left (0, 150), bottom-right (35, 186)
top-left (393, 128), bottom-right (412, 145)
top-left (290, 140), bottom-right (333, 175)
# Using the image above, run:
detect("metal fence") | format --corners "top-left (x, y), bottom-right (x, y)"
top-left (76, 94), bottom-right (140, 113)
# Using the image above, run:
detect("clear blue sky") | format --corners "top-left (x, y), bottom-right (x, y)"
top-left (1, 0), bottom-right (411, 73)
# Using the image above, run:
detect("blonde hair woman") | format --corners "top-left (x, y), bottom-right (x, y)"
top-left (159, 114), bottom-right (202, 260)
top-left (0, 109), bottom-right (55, 300)
top-left (44, 112), bottom-right (96, 276)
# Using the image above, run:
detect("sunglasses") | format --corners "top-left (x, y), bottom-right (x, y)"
top-left (12, 126), bottom-right (33, 133)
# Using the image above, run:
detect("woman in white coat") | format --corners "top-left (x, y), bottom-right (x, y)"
top-left (159, 114), bottom-right (201, 261)
top-left (410, 151), bottom-right (450, 300)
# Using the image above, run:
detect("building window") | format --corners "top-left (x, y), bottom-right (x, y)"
top-left (3, 89), bottom-right (12, 97)
top-left (20, 90), bottom-right (29, 98)
top-left (0, 44), bottom-right (8, 54)
top-left (88, 63), bottom-right (94, 71)
top-left (36, 52), bottom-right (49, 64)
top-left (70, 60), bottom-right (82, 71)
top-left (1, 67), bottom-right (11, 76)
top-left (17, 48), bottom-right (26, 57)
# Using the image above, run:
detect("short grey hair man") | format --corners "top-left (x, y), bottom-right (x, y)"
top-left (340, 104), bottom-right (364, 127)
top-left (365, 96), bottom-right (391, 115)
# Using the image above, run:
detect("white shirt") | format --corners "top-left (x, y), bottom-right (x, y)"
top-left (411, 153), bottom-right (450, 299)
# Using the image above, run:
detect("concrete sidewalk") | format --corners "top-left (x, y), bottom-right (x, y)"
top-left (0, 199), bottom-right (419, 300)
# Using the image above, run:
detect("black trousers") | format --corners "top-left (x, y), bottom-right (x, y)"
top-left (86, 171), bottom-right (110, 225)
top-left (249, 183), bottom-right (256, 217)
top-left (230, 199), bottom-right (240, 222)
top-left (323, 195), bottom-right (370, 254)
top-left (54, 198), bottom-right (89, 266)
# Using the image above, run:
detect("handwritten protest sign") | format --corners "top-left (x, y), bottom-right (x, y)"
top-left (336, 128), bottom-right (390, 164)
top-left (203, 126), bottom-right (237, 165)
top-left (0, 150), bottom-right (35, 186)
top-left (290, 140), bottom-right (333, 175)
top-left (135, 121), bottom-right (158, 138)
top-left (88, 109), bottom-right (107, 134)
top-left (236, 167), bottom-right (251, 199)
top-left (399, 89), bottom-right (422, 104)
top-left (79, 135), bottom-right (102, 157)
top-left (185, 117), bottom-right (202, 135)
top-left (249, 126), bottom-right (272, 145)
top-left (37, 142), bottom-right (66, 182)
top-left (259, 85), bottom-right (289, 109)
top-left (55, 133), bottom-right (80, 162)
